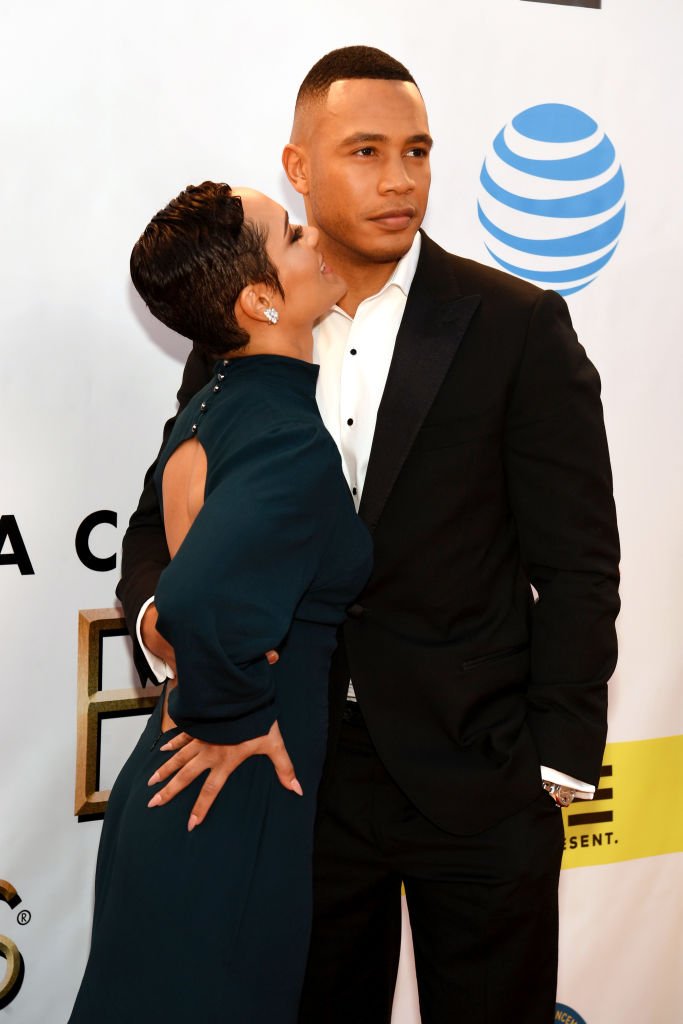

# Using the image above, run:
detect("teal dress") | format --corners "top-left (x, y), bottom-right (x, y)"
top-left (69, 355), bottom-right (373, 1023)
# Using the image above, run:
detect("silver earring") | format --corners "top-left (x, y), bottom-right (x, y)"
top-left (264, 306), bottom-right (279, 325)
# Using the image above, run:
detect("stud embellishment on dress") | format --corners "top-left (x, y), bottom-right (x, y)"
top-left (191, 424), bottom-right (197, 433)
top-left (200, 402), bottom-right (207, 411)
top-left (217, 373), bottom-right (225, 381)
top-left (264, 307), bottom-right (279, 325)
top-left (213, 384), bottom-right (221, 392)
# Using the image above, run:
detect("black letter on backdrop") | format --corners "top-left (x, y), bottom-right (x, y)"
top-left (0, 516), bottom-right (35, 575)
top-left (75, 510), bottom-right (118, 572)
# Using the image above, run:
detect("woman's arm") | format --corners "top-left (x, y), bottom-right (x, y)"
top-left (155, 420), bottom-right (338, 742)
top-left (115, 347), bottom-right (212, 681)
top-left (147, 420), bottom-right (345, 829)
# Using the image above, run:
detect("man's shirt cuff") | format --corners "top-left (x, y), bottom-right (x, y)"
top-left (540, 765), bottom-right (594, 799)
top-left (136, 596), bottom-right (175, 682)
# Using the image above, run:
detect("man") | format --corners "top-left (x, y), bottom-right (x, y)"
top-left (118, 46), bottom-right (620, 1023)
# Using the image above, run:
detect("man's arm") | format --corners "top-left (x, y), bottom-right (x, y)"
top-left (116, 346), bottom-right (212, 682)
top-left (504, 289), bottom-right (621, 788)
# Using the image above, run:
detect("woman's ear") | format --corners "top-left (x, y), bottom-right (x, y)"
top-left (282, 144), bottom-right (309, 196)
top-left (236, 285), bottom-right (277, 326)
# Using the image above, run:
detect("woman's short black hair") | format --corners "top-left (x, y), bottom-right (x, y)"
top-left (130, 181), bottom-right (283, 359)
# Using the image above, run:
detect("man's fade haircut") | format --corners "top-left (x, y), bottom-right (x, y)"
top-left (296, 46), bottom-right (417, 109)
top-left (130, 181), bottom-right (283, 360)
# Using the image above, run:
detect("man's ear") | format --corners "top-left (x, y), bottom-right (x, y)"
top-left (282, 143), bottom-right (309, 196)
top-left (236, 284), bottom-right (275, 326)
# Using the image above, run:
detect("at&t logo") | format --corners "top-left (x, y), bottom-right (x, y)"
top-left (478, 103), bottom-right (625, 295)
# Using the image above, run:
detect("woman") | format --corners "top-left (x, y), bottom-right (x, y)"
top-left (69, 182), bottom-right (373, 1022)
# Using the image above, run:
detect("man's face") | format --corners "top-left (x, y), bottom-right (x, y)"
top-left (292, 79), bottom-right (432, 267)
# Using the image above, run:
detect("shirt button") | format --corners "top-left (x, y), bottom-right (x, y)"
top-left (352, 487), bottom-right (357, 495)
top-left (347, 418), bottom-right (354, 426)
top-left (350, 348), bottom-right (357, 356)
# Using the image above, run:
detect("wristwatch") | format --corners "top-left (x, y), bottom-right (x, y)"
top-left (542, 781), bottom-right (577, 807)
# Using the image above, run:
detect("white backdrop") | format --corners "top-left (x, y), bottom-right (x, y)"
top-left (1, 1), bottom-right (682, 1021)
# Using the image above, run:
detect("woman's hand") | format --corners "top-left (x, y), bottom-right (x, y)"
top-left (147, 719), bottom-right (302, 831)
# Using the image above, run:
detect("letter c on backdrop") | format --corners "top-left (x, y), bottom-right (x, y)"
top-left (75, 510), bottom-right (118, 572)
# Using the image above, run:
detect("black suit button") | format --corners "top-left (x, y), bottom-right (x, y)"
top-left (347, 603), bottom-right (364, 619)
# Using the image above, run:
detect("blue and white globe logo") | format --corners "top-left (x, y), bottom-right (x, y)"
top-left (478, 103), bottom-right (625, 295)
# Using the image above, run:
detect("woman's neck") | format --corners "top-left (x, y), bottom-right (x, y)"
top-left (230, 328), bottom-right (314, 363)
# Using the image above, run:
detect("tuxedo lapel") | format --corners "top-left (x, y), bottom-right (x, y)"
top-left (358, 235), bottom-right (481, 532)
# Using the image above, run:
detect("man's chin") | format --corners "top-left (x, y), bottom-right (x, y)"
top-left (359, 231), bottom-right (419, 265)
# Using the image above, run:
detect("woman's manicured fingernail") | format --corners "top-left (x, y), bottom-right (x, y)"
top-left (148, 794), bottom-right (162, 808)
top-left (148, 772), bottom-right (160, 786)
top-left (188, 815), bottom-right (198, 832)
top-left (291, 779), bottom-right (304, 797)
top-left (159, 742), bottom-right (171, 751)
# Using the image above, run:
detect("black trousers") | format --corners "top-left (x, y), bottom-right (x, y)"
top-left (299, 703), bottom-right (565, 1024)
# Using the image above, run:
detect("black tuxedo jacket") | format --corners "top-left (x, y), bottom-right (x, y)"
top-left (117, 233), bottom-right (620, 835)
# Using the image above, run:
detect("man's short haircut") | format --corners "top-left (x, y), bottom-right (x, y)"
top-left (130, 181), bottom-right (283, 360)
top-left (296, 45), bottom-right (417, 107)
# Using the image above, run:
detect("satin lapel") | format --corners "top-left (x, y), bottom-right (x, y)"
top-left (358, 237), bottom-right (481, 532)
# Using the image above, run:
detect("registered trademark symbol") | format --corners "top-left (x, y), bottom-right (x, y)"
top-left (17, 909), bottom-right (31, 925)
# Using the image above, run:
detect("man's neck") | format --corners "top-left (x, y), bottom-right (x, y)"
top-left (335, 259), bottom-right (398, 318)
top-left (336, 263), bottom-right (397, 318)
top-left (317, 236), bottom-right (403, 318)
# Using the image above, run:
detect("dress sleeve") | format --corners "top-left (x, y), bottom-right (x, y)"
top-left (154, 420), bottom-right (341, 744)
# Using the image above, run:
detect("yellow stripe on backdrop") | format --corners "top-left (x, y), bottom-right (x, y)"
top-left (561, 736), bottom-right (683, 869)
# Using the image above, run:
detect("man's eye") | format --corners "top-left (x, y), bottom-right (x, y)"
top-left (354, 147), bottom-right (376, 157)
top-left (290, 225), bottom-right (304, 243)
top-left (406, 147), bottom-right (428, 158)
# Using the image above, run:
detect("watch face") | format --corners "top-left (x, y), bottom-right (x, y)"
top-left (543, 782), bottom-right (576, 807)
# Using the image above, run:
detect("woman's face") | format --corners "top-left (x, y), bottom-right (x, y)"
top-left (238, 189), bottom-right (347, 328)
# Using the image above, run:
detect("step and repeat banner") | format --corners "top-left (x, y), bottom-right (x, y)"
top-left (2, 0), bottom-right (681, 1020)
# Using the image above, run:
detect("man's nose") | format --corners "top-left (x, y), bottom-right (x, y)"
top-left (379, 156), bottom-right (415, 194)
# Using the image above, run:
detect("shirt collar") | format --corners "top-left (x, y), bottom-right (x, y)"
top-left (385, 230), bottom-right (422, 298)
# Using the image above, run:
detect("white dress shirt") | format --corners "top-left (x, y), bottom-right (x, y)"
top-left (313, 232), bottom-right (422, 510)
top-left (137, 232), bottom-right (593, 798)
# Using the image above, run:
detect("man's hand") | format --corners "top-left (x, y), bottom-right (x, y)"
top-left (140, 602), bottom-right (177, 675)
top-left (147, 719), bottom-right (301, 831)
